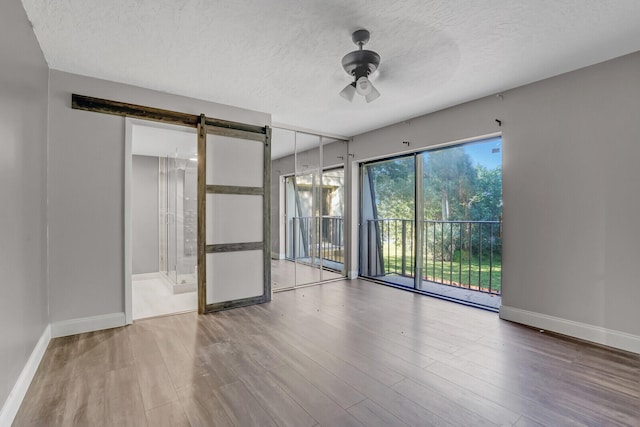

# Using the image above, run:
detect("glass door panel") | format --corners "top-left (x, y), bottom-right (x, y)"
top-left (158, 152), bottom-right (197, 289)
top-left (360, 156), bottom-right (416, 288)
top-left (272, 128), bottom-right (297, 291)
top-left (167, 152), bottom-right (178, 284)
top-left (274, 175), bottom-right (296, 290)
top-left (318, 167), bottom-right (345, 280)
top-left (275, 131), bottom-right (347, 290)
top-left (320, 136), bottom-right (347, 280)
top-left (419, 138), bottom-right (503, 308)
top-left (177, 157), bottom-right (197, 285)
top-left (359, 137), bottom-right (503, 310)
top-left (158, 157), bottom-right (168, 276)
top-left (294, 133), bottom-right (322, 286)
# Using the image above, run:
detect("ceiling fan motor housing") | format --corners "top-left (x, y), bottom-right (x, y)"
top-left (342, 29), bottom-right (381, 80)
top-left (342, 50), bottom-right (380, 80)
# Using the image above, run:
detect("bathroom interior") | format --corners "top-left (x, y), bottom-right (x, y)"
top-left (131, 123), bottom-right (198, 319)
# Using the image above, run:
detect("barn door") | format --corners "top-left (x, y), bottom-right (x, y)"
top-left (197, 114), bottom-right (271, 313)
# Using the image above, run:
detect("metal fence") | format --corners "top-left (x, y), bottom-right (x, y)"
top-left (366, 219), bottom-right (502, 294)
top-left (290, 216), bottom-right (344, 265)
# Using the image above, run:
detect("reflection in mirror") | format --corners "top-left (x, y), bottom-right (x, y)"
top-left (271, 129), bottom-right (348, 290)
top-left (294, 133), bottom-right (322, 286)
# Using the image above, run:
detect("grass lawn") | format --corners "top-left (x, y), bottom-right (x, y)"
top-left (381, 247), bottom-right (502, 294)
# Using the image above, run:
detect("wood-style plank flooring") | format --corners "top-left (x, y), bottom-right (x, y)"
top-left (14, 279), bottom-right (640, 426)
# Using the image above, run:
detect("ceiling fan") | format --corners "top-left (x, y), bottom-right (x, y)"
top-left (340, 29), bottom-right (381, 103)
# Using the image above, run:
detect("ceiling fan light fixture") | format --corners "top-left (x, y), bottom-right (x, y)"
top-left (365, 84), bottom-right (380, 103)
top-left (340, 82), bottom-right (356, 102)
top-left (340, 29), bottom-right (381, 102)
top-left (355, 76), bottom-right (372, 96)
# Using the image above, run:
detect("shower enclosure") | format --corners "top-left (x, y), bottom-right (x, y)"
top-left (159, 154), bottom-right (198, 292)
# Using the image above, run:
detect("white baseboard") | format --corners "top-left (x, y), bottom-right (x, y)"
top-left (51, 312), bottom-right (126, 338)
top-left (500, 306), bottom-right (640, 354)
top-left (0, 325), bottom-right (51, 426)
top-left (1, 313), bottom-right (129, 425)
top-left (348, 270), bottom-right (359, 280)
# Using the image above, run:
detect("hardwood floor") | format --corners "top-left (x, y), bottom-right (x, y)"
top-left (14, 279), bottom-right (640, 426)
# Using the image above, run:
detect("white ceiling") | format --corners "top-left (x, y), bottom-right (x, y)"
top-left (22, 0), bottom-right (640, 137)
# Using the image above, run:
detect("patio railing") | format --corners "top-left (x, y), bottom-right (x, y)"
top-left (286, 216), bottom-right (501, 294)
top-left (290, 216), bottom-right (344, 266)
top-left (365, 219), bottom-right (502, 295)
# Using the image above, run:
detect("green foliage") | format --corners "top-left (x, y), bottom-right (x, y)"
top-left (423, 147), bottom-right (476, 220)
top-left (367, 157), bottom-right (415, 219)
top-left (469, 166), bottom-right (503, 221)
top-left (366, 142), bottom-right (503, 293)
top-left (368, 147), bottom-right (502, 222)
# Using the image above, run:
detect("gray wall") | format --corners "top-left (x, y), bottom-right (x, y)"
top-left (350, 51), bottom-right (640, 338)
top-left (47, 70), bottom-right (270, 323)
top-left (0, 0), bottom-right (49, 411)
top-left (132, 155), bottom-right (159, 274)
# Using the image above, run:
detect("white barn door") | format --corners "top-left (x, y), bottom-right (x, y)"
top-left (197, 114), bottom-right (271, 313)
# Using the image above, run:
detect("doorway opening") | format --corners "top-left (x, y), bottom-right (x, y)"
top-left (129, 121), bottom-right (198, 320)
top-left (360, 136), bottom-right (503, 310)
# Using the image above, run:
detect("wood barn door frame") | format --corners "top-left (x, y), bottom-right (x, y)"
top-left (73, 94), bottom-right (271, 317)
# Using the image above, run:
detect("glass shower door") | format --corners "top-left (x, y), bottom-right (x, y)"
top-left (159, 151), bottom-right (197, 290)
top-left (176, 158), bottom-right (198, 285)
top-left (159, 157), bottom-right (167, 277)
top-left (166, 153), bottom-right (178, 284)
top-left (159, 155), bottom-right (178, 284)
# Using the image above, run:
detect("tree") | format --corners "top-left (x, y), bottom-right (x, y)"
top-left (367, 158), bottom-right (415, 219)
top-left (423, 147), bottom-right (476, 220)
top-left (367, 149), bottom-right (502, 222)
top-left (469, 166), bottom-right (502, 221)
top-left (365, 147), bottom-right (503, 265)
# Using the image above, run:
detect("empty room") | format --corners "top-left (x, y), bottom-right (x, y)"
top-left (2, 0), bottom-right (639, 426)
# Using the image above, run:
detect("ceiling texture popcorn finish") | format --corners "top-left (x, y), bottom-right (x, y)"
top-left (21, 0), bottom-right (640, 137)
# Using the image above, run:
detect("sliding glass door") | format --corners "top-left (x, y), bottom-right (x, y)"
top-left (360, 137), bottom-right (503, 310)
top-left (360, 156), bottom-right (416, 283)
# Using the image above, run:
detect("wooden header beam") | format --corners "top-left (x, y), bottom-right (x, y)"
top-left (71, 94), bottom-right (267, 135)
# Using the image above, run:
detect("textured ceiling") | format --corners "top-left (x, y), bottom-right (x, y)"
top-left (21, 0), bottom-right (640, 137)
